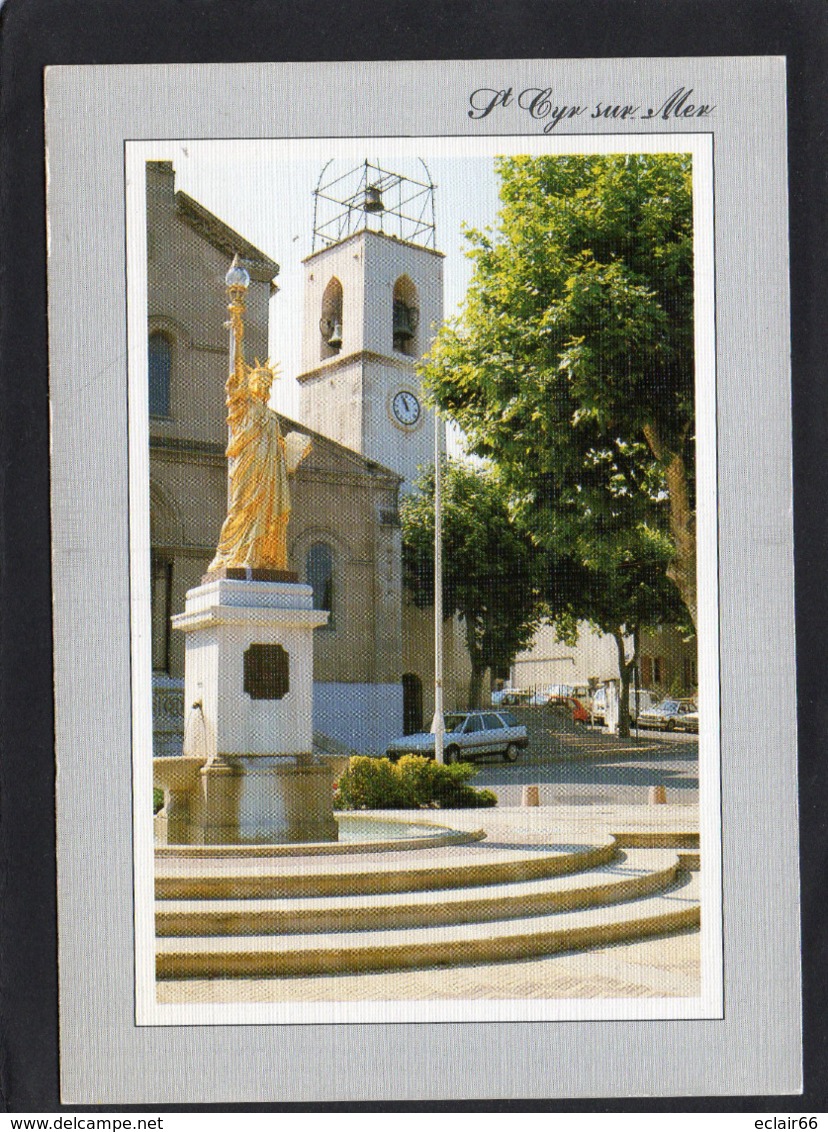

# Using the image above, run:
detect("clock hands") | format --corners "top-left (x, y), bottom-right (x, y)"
top-left (392, 391), bottom-right (420, 426)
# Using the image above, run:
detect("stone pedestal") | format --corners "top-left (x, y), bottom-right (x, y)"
top-left (172, 577), bottom-right (328, 759)
top-left (167, 578), bottom-right (336, 843)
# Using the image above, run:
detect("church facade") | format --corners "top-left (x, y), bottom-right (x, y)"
top-left (146, 160), bottom-right (469, 757)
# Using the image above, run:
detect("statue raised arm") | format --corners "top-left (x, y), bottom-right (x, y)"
top-left (208, 258), bottom-right (310, 573)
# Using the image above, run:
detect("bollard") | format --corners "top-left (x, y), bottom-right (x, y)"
top-left (522, 784), bottom-right (540, 807)
top-left (648, 785), bottom-right (667, 805)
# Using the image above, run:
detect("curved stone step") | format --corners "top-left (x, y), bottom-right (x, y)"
top-left (155, 838), bottom-right (618, 900)
top-left (613, 831), bottom-right (699, 849)
top-left (156, 849), bottom-right (680, 936)
top-left (156, 871), bottom-right (700, 979)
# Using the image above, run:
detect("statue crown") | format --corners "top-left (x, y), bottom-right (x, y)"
top-left (248, 359), bottom-right (279, 396)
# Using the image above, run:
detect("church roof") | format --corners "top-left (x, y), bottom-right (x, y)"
top-left (150, 412), bottom-right (403, 487)
top-left (174, 190), bottom-right (279, 285)
top-left (273, 412), bottom-right (403, 485)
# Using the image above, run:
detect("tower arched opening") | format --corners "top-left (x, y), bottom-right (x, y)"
top-left (392, 275), bottom-right (419, 357)
top-left (319, 277), bottom-right (343, 359)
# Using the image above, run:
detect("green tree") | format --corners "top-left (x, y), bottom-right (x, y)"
top-left (525, 415), bottom-right (690, 737)
top-left (547, 523), bottom-right (687, 737)
top-left (401, 461), bottom-right (541, 709)
top-left (421, 153), bottom-right (697, 629)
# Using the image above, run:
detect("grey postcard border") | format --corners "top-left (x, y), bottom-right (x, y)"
top-left (44, 58), bottom-right (799, 1102)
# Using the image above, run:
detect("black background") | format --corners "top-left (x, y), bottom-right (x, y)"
top-left (1, 0), bottom-right (826, 1113)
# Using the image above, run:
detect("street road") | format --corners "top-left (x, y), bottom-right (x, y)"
top-left (468, 727), bottom-right (699, 806)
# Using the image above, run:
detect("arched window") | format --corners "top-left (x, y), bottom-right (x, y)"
top-left (392, 276), bottom-right (419, 356)
top-left (307, 542), bottom-right (334, 625)
top-left (319, 277), bottom-right (343, 359)
top-left (148, 331), bottom-right (172, 417)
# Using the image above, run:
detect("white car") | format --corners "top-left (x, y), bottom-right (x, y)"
top-left (385, 710), bottom-right (529, 764)
top-left (637, 699), bottom-right (698, 732)
top-left (591, 687), bottom-right (659, 724)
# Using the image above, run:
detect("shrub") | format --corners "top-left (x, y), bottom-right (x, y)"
top-left (334, 757), bottom-right (409, 811)
top-left (153, 787), bottom-right (165, 814)
top-left (334, 755), bottom-right (497, 811)
top-left (394, 754), bottom-right (446, 807)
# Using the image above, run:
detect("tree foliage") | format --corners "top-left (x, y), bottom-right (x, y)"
top-left (564, 523), bottom-right (687, 734)
top-left (420, 154), bottom-right (697, 630)
top-left (401, 460), bottom-right (541, 708)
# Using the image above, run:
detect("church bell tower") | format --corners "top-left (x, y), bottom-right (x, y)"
top-left (297, 160), bottom-right (444, 490)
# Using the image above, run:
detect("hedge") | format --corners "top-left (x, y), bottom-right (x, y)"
top-left (334, 755), bottom-right (497, 811)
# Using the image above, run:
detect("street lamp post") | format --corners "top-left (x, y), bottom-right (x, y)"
top-left (432, 411), bottom-right (445, 765)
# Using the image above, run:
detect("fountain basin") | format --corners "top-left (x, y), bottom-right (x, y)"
top-left (154, 813), bottom-right (486, 857)
top-left (154, 753), bottom-right (485, 852)
top-left (154, 755), bottom-right (206, 795)
top-left (153, 753), bottom-right (339, 846)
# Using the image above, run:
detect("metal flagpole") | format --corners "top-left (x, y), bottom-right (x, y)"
top-left (432, 410), bottom-right (445, 765)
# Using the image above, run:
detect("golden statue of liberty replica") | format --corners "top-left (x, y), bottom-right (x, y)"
top-left (208, 255), bottom-right (310, 577)
top-left (166, 255), bottom-right (335, 845)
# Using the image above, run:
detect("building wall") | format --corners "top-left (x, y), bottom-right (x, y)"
top-left (146, 161), bottom-right (272, 450)
top-left (287, 438), bottom-right (403, 687)
top-left (362, 357), bottom-right (436, 492)
top-left (149, 447), bottom-right (226, 678)
top-left (362, 233), bottom-right (443, 363)
top-left (299, 230), bottom-right (443, 371)
top-left (639, 624), bottom-right (698, 696)
top-left (300, 231), bottom-right (368, 370)
top-left (312, 682), bottom-right (403, 755)
top-left (295, 358), bottom-right (365, 455)
top-left (510, 623), bottom-right (622, 692)
top-left (402, 601), bottom-right (473, 721)
top-left (510, 621), bottom-right (698, 700)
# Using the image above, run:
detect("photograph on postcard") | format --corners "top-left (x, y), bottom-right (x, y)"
top-left (126, 134), bottom-right (719, 1025)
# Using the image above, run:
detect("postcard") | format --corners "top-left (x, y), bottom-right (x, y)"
top-left (45, 57), bottom-right (800, 1103)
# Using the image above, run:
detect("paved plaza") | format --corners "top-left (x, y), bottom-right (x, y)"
top-left (157, 929), bottom-right (700, 1003)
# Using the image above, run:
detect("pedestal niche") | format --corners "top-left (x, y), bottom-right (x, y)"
top-left (169, 575), bottom-right (335, 844)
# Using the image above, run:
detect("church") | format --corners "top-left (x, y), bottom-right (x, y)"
top-left (146, 159), bottom-right (470, 757)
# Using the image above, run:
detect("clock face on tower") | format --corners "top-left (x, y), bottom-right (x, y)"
top-left (391, 390), bottom-right (421, 428)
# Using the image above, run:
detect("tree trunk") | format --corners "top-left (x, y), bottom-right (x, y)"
top-left (611, 628), bottom-right (637, 739)
top-left (467, 661), bottom-right (486, 710)
top-left (642, 424), bottom-right (697, 631)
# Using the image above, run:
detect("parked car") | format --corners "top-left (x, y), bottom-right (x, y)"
top-left (681, 709), bottom-right (699, 733)
top-left (637, 699), bottom-right (698, 732)
top-left (491, 689), bottom-right (532, 706)
top-left (546, 695), bottom-right (591, 724)
top-left (590, 686), bottom-right (659, 725)
top-left (385, 710), bottom-right (529, 763)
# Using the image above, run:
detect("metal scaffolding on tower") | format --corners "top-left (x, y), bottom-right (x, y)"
top-left (311, 159), bottom-right (437, 251)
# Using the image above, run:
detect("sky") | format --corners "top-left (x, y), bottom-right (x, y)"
top-left (137, 139), bottom-right (503, 420)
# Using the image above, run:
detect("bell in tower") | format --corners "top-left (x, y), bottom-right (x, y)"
top-left (393, 297), bottom-right (419, 350)
top-left (363, 184), bottom-right (384, 213)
